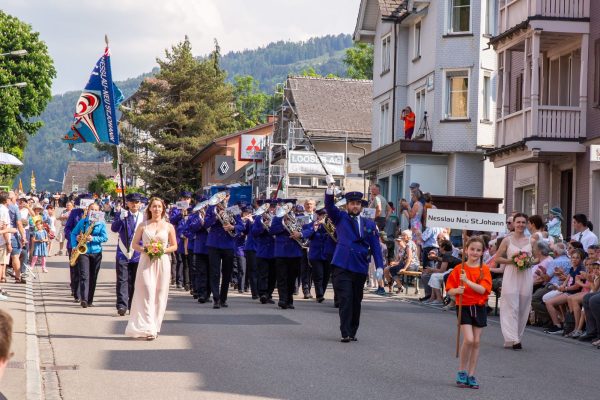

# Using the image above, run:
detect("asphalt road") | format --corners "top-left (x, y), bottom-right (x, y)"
top-left (3, 231), bottom-right (600, 399)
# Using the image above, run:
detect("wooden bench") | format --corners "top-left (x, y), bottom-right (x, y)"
top-left (397, 267), bottom-right (423, 295)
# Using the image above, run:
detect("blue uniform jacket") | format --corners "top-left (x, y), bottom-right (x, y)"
top-left (301, 222), bottom-right (336, 261)
top-left (182, 217), bottom-right (195, 252)
top-left (64, 208), bottom-right (85, 250)
top-left (251, 216), bottom-right (274, 259)
top-left (169, 207), bottom-right (184, 227)
top-left (243, 219), bottom-right (256, 252)
top-left (70, 218), bottom-right (108, 254)
top-left (269, 216), bottom-right (302, 258)
top-left (187, 213), bottom-right (209, 255)
top-left (325, 193), bottom-right (383, 275)
top-left (205, 205), bottom-right (244, 250)
top-left (175, 218), bottom-right (188, 254)
top-left (110, 212), bottom-right (143, 262)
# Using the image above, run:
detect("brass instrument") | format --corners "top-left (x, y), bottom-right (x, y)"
top-left (322, 216), bottom-right (337, 242)
top-left (193, 200), bottom-right (209, 218)
top-left (276, 203), bottom-right (309, 248)
top-left (69, 220), bottom-right (96, 267)
top-left (335, 198), bottom-right (347, 210)
top-left (208, 191), bottom-right (237, 237)
top-left (253, 203), bottom-right (273, 230)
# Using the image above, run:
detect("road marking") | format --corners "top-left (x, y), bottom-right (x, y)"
top-left (25, 280), bottom-right (42, 400)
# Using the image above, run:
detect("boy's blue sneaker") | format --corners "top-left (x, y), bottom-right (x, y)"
top-left (467, 375), bottom-right (479, 389)
top-left (456, 371), bottom-right (468, 387)
top-left (375, 287), bottom-right (386, 296)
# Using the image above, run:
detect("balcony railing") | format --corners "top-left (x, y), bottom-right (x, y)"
top-left (499, 0), bottom-right (590, 33)
top-left (495, 106), bottom-right (583, 148)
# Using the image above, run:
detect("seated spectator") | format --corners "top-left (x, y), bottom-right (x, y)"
top-left (0, 309), bottom-right (13, 383)
top-left (544, 248), bottom-right (585, 335)
top-left (566, 259), bottom-right (597, 338)
top-left (531, 241), bottom-right (572, 327)
top-left (532, 241), bottom-right (554, 291)
top-left (425, 240), bottom-right (461, 305)
top-left (588, 244), bottom-right (600, 262)
top-left (387, 230), bottom-right (420, 293)
top-left (580, 263), bottom-right (600, 345)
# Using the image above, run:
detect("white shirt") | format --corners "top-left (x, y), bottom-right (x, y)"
top-left (575, 228), bottom-right (599, 251)
top-left (0, 205), bottom-right (11, 246)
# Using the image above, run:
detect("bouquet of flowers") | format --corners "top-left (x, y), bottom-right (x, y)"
top-left (144, 239), bottom-right (165, 261)
top-left (511, 251), bottom-right (534, 271)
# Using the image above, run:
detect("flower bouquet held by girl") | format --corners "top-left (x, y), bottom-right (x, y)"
top-left (144, 239), bottom-right (165, 261)
top-left (511, 251), bottom-right (534, 271)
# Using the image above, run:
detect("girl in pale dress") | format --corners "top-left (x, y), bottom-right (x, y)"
top-left (125, 197), bottom-right (178, 340)
top-left (493, 213), bottom-right (533, 350)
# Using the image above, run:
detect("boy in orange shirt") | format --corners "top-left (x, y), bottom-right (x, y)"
top-left (446, 236), bottom-right (492, 389)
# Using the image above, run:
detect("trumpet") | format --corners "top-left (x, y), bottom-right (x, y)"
top-left (253, 203), bottom-right (273, 230)
top-left (208, 191), bottom-right (237, 237)
top-left (322, 216), bottom-right (337, 242)
top-left (276, 203), bottom-right (309, 248)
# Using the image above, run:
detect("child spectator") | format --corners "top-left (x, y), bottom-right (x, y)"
top-left (31, 220), bottom-right (49, 273)
top-left (547, 207), bottom-right (563, 242)
top-left (445, 236), bottom-right (492, 390)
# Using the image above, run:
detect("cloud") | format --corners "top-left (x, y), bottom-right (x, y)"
top-left (2, 0), bottom-right (360, 94)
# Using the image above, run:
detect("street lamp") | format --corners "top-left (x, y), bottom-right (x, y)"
top-left (48, 178), bottom-right (61, 184)
top-left (0, 50), bottom-right (28, 57)
top-left (0, 82), bottom-right (27, 89)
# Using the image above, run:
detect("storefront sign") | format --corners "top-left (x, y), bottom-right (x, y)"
top-left (215, 155), bottom-right (235, 180)
top-left (426, 209), bottom-right (506, 232)
top-left (240, 134), bottom-right (265, 160)
top-left (288, 151), bottom-right (344, 176)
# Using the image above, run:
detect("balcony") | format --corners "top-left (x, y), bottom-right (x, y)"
top-left (359, 139), bottom-right (433, 171)
top-left (499, 0), bottom-right (590, 33)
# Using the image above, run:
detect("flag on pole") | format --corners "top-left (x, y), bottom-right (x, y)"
top-left (30, 171), bottom-right (36, 192)
top-left (63, 45), bottom-right (124, 145)
top-left (18, 178), bottom-right (23, 193)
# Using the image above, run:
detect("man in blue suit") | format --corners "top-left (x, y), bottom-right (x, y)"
top-left (324, 176), bottom-right (384, 342)
top-left (111, 192), bottom-right (143, 316)
top-left (187, 199), bottom-right (210, 303)
top-left (64, 194), bottom-right (90, 302)
top-left (252, 199), bottom-right (276, 304)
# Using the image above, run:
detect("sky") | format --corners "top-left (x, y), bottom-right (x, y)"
top-left (2, 0), bottom-right (361, 94)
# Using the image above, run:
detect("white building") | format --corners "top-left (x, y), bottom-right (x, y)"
top-left (354, 0), bottom-right (504, 209)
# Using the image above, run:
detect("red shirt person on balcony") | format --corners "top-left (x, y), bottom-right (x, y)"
top-left (401, 106), bottom-right (416, 140)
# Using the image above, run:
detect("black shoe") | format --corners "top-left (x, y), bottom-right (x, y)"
top-left (340, 337), bottom-right (351, 343)
top-left (73, 298), bottom-right (80, 303)
top-left (184, 284), bottom-right (190, 291)
top-left (213, 302), bottom-right (221, 309)
top-left (237, 290), bottom-right (243, 294)
top-left (266, 298), bottom-right (275, 304)
top-left (193, 295), bottom-right (199, 299)
top-left (419, 295), bottom-right (431, 302)
top-left (293, 290), bottom-right (299, 296)
top-left (512, 343), bottom-right (522, 350)
top-left (198, 298), bottom-right (206, 304)
top-left (278, 302), bottom-right (288, 309)
top-left (334, 303), bottom-right (339, 308)
top-left (220, 302), bottom-right (228, 308)
top-left (252, 295), bottom-right (259, 300)
top-left (176, 284), bottom-right (182, 289)
top-left (80, 301), bottom-right (88, 308)
top-left (578, 333), bottom-right (597, 342)
top-left (317, 297), bottom-right (325, 303)
top-left (303, 292), bottom-right (311, 299)
top-left (350, 337), bottom-right (358, 342)
top-left (260, 296), bottom-right (267, 304)
top-left (117, 308), bottom-right (127, 316)
top-left (287, 304), bottom-right (295, 309)
top-left (545, 325), bottom-right (564, 335)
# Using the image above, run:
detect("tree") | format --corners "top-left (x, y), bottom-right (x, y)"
top-left (344, 42), bottom-right (373, 80)
top-left (122, 38), bottom-right (235, 199)
top-left (232, 75), bottom-right (269, 130)
top-left (0, 11), bottom-right (56, 184)
top-left (88, 174), bottom-right (117, 196)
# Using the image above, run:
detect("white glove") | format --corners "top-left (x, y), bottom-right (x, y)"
top-left (325, 175), bottom-right (335, 185)
top-left (120, 210), bottom-right (129, 220)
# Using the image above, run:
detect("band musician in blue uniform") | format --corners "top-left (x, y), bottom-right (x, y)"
top-left (324, 175), bottom-right (384, 342)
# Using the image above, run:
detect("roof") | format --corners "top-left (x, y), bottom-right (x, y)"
top-left (354, 0), bottom-right (409, 42)
top-left (378, 0), bottom-right (408, 19)
top-left (62, 161), bottom-right (117, 194)
top-left (286, 76), bottom-right (373, 140)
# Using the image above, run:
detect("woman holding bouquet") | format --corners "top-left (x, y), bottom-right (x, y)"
top-left (125, 197), bottom-right (177, 340)
top-left (493, 213), bottom-right (533, 349)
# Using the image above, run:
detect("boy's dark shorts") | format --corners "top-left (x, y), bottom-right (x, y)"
top-left (456, 305), bottom-right (487, 328)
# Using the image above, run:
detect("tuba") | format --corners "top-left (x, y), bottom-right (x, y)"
top-left (276, 203), bottom-right (309, 248)
top-left (192, 200), bottom-right (209, 218)
top-left (253, 203), bottom-right (273, 230)
top-left (208, 191), bottom-right (237, 237)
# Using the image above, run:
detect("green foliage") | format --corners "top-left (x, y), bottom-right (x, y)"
top-left (344, 42), bottom-right (374, 80)
top-left (88, 174), bottom-right (116, 196)
top-left (0, 11), bottom-right (56, 184)
top-left (123, 38), bottom-right (235, 199)
top-left (233, 75), bottom-right (270, 130)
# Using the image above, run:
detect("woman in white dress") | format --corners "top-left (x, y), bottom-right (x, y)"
top-left (494, 213), bottom-right (533, 350)
top-left (125, 197), bottom-right (177, 340)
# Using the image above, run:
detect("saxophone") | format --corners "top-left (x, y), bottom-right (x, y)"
top-left (69, 221), bottom-right (96, 267)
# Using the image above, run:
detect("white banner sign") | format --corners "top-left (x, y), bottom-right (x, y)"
top-left (426, 209), bottom-right (506, 232)
top-left (591, 145), bottom-right (600, 162)
top-left (88, 211), bottom-right (105, 223)
top-left (361, 208), bottom-right (376, 219)
top-left (79, 199), bottom-right (94, 209)
top-left (240, 134), bottom-right (265, 160)
top-left (176, 201), bottom-right (189, 210)
top-left (288, 151), bottom-right (344, 176)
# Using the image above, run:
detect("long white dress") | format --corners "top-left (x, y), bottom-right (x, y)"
top-left (499, 236), bottom-right (533, 345)
top-left (125, 223), bottom-right (171, 338)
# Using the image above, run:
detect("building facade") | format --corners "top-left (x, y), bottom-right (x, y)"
top-left (62, 161), bottom-right (117, 194)
top-left (355, 0), bottom-right (504, 210)
top-left (262, 76), bottom-right (372, 202)
top-left (487, 0), bottom-right (592, 239)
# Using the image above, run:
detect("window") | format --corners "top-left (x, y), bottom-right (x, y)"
top-left (445, 70), bottom-right (469, 119)
top-left (449, 0), bottom-right (471, 33)
top-left (415, 88), bottom-right (426, 127)
top-left (482, 74), bottom-right (491, 121)
top-left (414, 22), bottom-right (422, 59)
top-left (484, 0), bottom-right (497, 36)
top-left (595, 40), bottom-right (600, 106)
top-left (381, 34), bottom-right (391, 73)
top-left (288, 176), bottom-right (312, 187)
top-left (317, 178), bottom-right (341, 187)
top-left (515, 73), bottom-right (523, 112)
top-left (379, 102), bottom-right (390, 145)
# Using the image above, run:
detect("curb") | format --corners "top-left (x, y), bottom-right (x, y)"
top-left (25, 280), bottom-right (42, 400)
